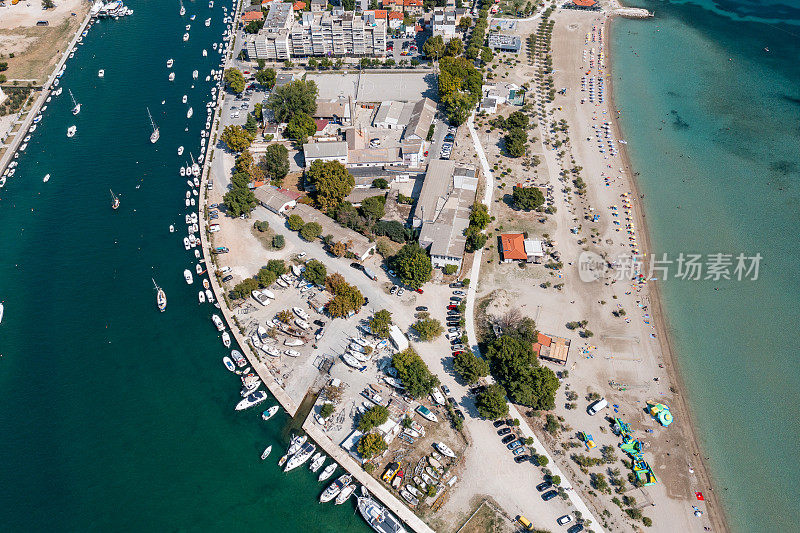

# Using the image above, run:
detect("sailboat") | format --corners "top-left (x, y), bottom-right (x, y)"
top-left (153, 279), bottom-right (167, 312)
top-left (190, 153), bottom-right (200, 177)
top-left (110, 189), bottom-right (120, 210)
top-left (69, 89), bottom-right (81, 115)
top-left (147, 107), bottom-right (159, 144)
top-left (179, 0), bottom-right (185, 16)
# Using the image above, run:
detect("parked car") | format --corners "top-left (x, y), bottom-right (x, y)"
top-left (448, 327), bottom-right (459, 333)
top-left (447, 304), bottom-right (458, 311)
top-left (449, 282), bottom-right (463, 288)
top-left (497, 427), bottom-right (511, 436)
top-left (507, 440), bottom-right (522, 450)
top-left (567, 525), bottom-right (584, 533)
top-left (455, 409), bottom-right (465, 419)
top-left (397, 288), bottom-right (405, 296)
top-left (450, 344), bottom-right (465, 352)
top-left (447, 322), bottom-right (460, 327)
top-left (447, 397), bottom-right (457, 406)
top-left (541, 490), bottom-right (558, 501)
top-left (416, 306), bottom-right (428, 311)
top-left (450, 296), bottom-right (462, 302)
top-left (219, 266), bottom-right (232, 274)
top-left (513, 447), bottom-right (526, 456)
top-left (415, 288), bottom-right (424, 294)
top-left (441, 385), bottom-right (451, 395)
top-left (501, 434), bottom-right (516, 444)
top-left (453, 290), bottom-right (465, 296)
top-left (557, 515), bottom-right (573, 526)
top-left (222, 275), bottom-right (233, 283)
top-left (313, 319), bottom-right (326, 327)
top-left (452, 350), bottom-right (465, 356)
top-left (390, 285), bottom-right (398, 294)
top-left (536, 481), bottom-right (553, 492)
top-left (350, 262), bottom-right (362, 270)
top-left (493, 420), bottom-right (506, 428)
top-left (514, 454), bottom-right (530, 463)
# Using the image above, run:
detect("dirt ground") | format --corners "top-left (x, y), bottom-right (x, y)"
top-left (0, 0), bottom-right (88, 83)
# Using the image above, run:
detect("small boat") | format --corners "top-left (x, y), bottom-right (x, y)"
top-left (180, 166), bottom-right (186, 176)
top-left (416, 405), bottom-right (438, 422)
top-left (183, 33), bottom-right (190, 41)
top-left (221, 331), bottom-right (231, 348)
top-left (212, 314), bottom-right (224, 331)
top-left (400, 489), bottom-right (419, 506)
top-left (192, 70), bottom-right (198, 79)
top-left (183, 237), bottom-right (190, 250)
top-left (147, 107), bottom-right (159, 144)
top-left (178, 146), bottom-right (184, 155)
top-left (183, 269), bottom-right (193, 284)
top-left (166, 58), bottom-right (174, 68)
top-left (110, 189), bottom-right (120, 210)
top-left (421, 473), bottom-right (434, 486)
top-left (277, 455), bottom-right (288, 467)
top-left (284, 349), bottom-right (300, 358)
top-left (43, 174), bottom-right (50, 183)
top-left (309, 452), bottom-right (324, 472)
top-left (284, 339), bottom-right (304, 347)
top-left (205, 18), bottom-right (211, 26)
top-left (413, 476), bottom-right (425, 490)
top-left (222, 356), bottom-right (236, 372)
top-left (231, 349), bottom-right (246, 367)
top-left (335, 483), bottom-right (357, 505)
top-left (198, 291), bottom-right (205, 303)
top-left (405, 485), bottom-right (422, 498)
top-left (205, 289), bottom-right (214, 302)
top-left (427, 456), bottom-right (442, 470)
top-left (341, 353), bottom-right (363, 369)
top-left (67, 125), bottom-right (77, 138)
top-left (235, 391), bottom-right (268, 411)
top-left (434, 442), bottom-right (456, 458)
top-left (179, 0), bottom-right (185, 16)
top-left (0, 302), bottom-right (3, 324)
top-left (153, 279), bottom-right (167, 312)
top-left (286, 435), bottom-right (307, 456)
top-left (98, 69), bottom-right (104, 77)
top-left (425, 466), bottom-right (439, 479)
top-left (261, 406), bottom-right (280, 420)
top-left (169, 72), bottom-right (175, 82)
top-left (318, 463), bottom-right (336, 482)
top-left (187, 107), bottom-right (193, 118)
top-left (261, 445), bottom-right (272, 460)
top-left (356, 492), bottom-right (406, 532)
top-left (320, 474), bottom-right (351, 503)
top-left (69, 88), bottom-right (81, 115)
top-left (202, 49), bottom-right (207, 56)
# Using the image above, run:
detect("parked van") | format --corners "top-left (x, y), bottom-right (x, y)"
top-left (516, 515), bottom-right (534, 530)
top-left (587, 398), bottom-right (608, 416)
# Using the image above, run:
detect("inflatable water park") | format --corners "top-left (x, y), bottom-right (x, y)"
top-left (613, 418), bottom-right (658, 486)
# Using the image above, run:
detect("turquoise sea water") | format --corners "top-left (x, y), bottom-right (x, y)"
top-left (611, 0), bottom-right (800, 530)
top-left (0, 2), bottom-right (368, 531)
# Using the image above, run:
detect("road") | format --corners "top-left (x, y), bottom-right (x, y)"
top-left (465, 114), bottom-right (605, 532)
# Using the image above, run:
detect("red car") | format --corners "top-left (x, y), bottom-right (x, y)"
top-left (447, 304), bottom-right (457, 310)
top-left (453, 351), bottom-right (465, 356)
top-left (416, 288), bottom-right (424, 294)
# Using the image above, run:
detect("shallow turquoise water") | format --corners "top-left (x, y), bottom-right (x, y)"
top-left (0, 2), bottom-right (368, 531)
top-left (611, 0), bottom-right (800, 530)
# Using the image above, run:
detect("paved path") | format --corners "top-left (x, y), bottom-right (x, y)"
top-left (465, 115), bottom-right (605, 532)
top-left (303, 418), bottom-right (436, 533)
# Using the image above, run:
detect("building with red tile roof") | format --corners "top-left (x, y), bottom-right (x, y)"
top-left (293, 1), bottom-right (306, 10)
top-left (532, 332), bottom-right (571, 365)
top-left (242, 10), bottom-right (265, 22)
top-left (500, 233), bottom-right (527, 262)
top-left (370, 9), bottom-right (388, 19)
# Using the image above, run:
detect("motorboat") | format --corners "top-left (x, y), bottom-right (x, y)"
top-left (183, 33), bottom-right (189, 41)
top-left (192, 69), bottom-right (198, 79)
top-left (169, 72), bottom-right (175, 82)
top-left (231, 349), bottom-right (246, 366)
top-left (166, 58), bottom-right (174, 68)
top-left (294, 318), bottom-right (309, 330)
top-left (416, 405), bottom-right (438, 423)
top-left (43, 174), bottom-right (50, 183)
top-left (341, 353), bottom-right (363, 369)
top-left (180, 166), bottom-right (186, 176)
top-left (434, 442), bottom-right (456, 458)
top-left (205, 18), bottom-right (211, 26)
top-left (205, 289), bottom-right (214, 303)
top-left (67, 125), bottom-right (77, 138)
top-left (235, 391), bottom-right (267, 411)
top-left (309, 452), bottom-right (325, 472)
top-left (183, 269), bottom-right (193, 284)
top-left (318, 463), bottom-right (336, 482)
top-left (98, 69), bottom-right (104, 77)
top-left (356, 490), bottom-right (407, 533)
top-left (425, 466), bottom-right (439, 479)
top-left (222, 356), bottom-right (236, 372)
top-left (261, 345), bottom-right (281, 357)
top-left (292, 307), bottom-right (309, 321)
top-left (400, 489), bottom-right (419, 506)
top-left (284, 442), bottom-right (315, 472)
top-left (335, 483), bottom-right (357, 505)
top-left (261, 445), bottom-right (272, 460)
top-left (382, 377), bottom-right (405, 390)
top-left (284, 339), bottom-right (304, 347)
top-left (284, 350), bottom-right (300, 357)
top-left (221, 330), bottom-right (230, 347)
top-left (198, 291), bottom-right (205, 304)
top-left (187, 107), bottom-right (193, 118)
top-left (178, 145), bottom-right (184, 156)
top-left (212, 314), bottom-right (225, 331)
top-left (203, 49), bottom-right (207, 56)
top-left (183, 237), bottom-right (190, 250)
top-left (320, 474), bottom-right (351, 503)
top-left (179, 0), bottom-right (185, 16)
top-left (348, 349), bottom-right (368, 363)
top-left (261, 406), bottom-right (280, 421)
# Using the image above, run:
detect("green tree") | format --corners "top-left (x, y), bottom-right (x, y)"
top-left (223, 187), bottom-right (256, 217)
top-left (304, 259), bottom-right (326, 286)
top-left (244, 113), bottom-right (258, 135)
top-left (287, 214), bottom-right (304, 231)
top-left (442, 91), bottom-right (474, 126)
top-left (445, 38), bottom-right (464, 57)
top-left (480, 47), bottom-right (493, 64)
top-left (266, 259), bottom-right (287, 276)
top-left (391, 243), bottom-right (432, 290)
top-left (505, 127), bottom-right (528, 157)
top-left (357, 433), bottom-right (388, 459)
top-left (372, 178), bottom-right (388, 189)
top-left (261, 143), bottom-right (290, 185)
top-left (257, 267), bottom-right (277, 288)
top-left (325, 277), bottom-right (365, 318)
top-left (392, 348), bottom-right (439, 398)
top-left (286, 112), bottom-right (316, 144)
top-left (231, 277), bottom-right (259, 299)
top-left (506, 111), bottom-right (529, 130)
top-left (464, 225), bottom-right (488, 252)
top-left (476, 384), bottom-right (509, 419)
top-left (458, 16), bottom-right (472, 31)
top-left (266, 79), bottom-right (318, 123)
top-left (272, 234), bottom-right (285, 249)
top-left (453, 351), bottom-right (490, 384)
top-left (42, 0), bottom-right (55, 9)
top-left (486, 335), bottom-right (559, 410)
top-left (423, 34), bottom-right (445, 60)
top-left (235, 150), bottom-right (254, 174)
top-left (469, 203), bottom-right (490, 229)
top-left (221, 125), bottom-right (254, 153)
top-left (443, 264), bottom-right (458, 275)
top-left (306, 160), bottom-right (354, 212)
top-left (512, 186), bottom-right (545, 210)
top-left (300, 221), bottom-right (322, 241)
top-left (369, 309), bottom-right (393, 338)
top-left (255, 67), bottom-right (277, 89)
top-left (359, 195), bottom-right (386, 223)
top-left (412, 318), bottom-right (444, 341)
top-left (358, 405), bottom-right (389, 432)
top-left (320, 403), bottom-right (335, 418)
top-left (254, 220), bottom-right (269, 232)
top-left (224, 68), bottom-right (246, 94)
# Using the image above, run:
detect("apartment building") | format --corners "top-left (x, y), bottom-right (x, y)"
top-left (244, 2), bottom-right (293, 60)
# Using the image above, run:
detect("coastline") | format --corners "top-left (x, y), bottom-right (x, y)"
top-left (605, 12), bottom-right (729, 532)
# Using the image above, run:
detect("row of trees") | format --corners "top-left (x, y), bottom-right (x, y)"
top-left (438, 56), bottom-right (483, 125)
top-left (223, 149), bottom-right (258, 217)
top-left (465, 203), bottom-right (490, 253)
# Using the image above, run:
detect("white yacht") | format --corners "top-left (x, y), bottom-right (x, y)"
top-left (183, 269), bottom-right (193, 284)
top-left (43, 173), bottom-right (50, 183)
top-left (336, 484), bottom-right (357, 505)
top-left (320, 474), bottom-right (352, 503)
top-left (198, 291), bottom-right (205, 304)
top-left (212, 314), bottom-right (224, 331)
top-left (98, 69), bottom-right (104, 77)
top-left (183, 33), bottom-right (189, 41)
top-left (205, 18), bottom-right (211, 26)
top-left (68, 89), bottom-right (81, 115)
top-left (309, 453), bottom-right (326, 472)
top-left (168, 72), bottom-right (175, 82)
top-left (284, 442), bottom-right (315, 472)
top-left (147, 107), bottom-right (159, 143)
top-left (221, 331), bottom-right (231, 347)
top-left (166, 58), bottom-right (174, 68)
top-left (261, 405), bottom-right (280, 421)
top-left (260, 445), bottom-right (272, 460)
top-left (178, 146), bottom-right (184, 156)
top-left (186, 107), bottom-right (193, 118)
top-left (318, 463), bottom-right (336, 482)
top-left (202, 49), bottom-right (207, 56)
top-left (235, 391), bottom-right (267, 411)
top-left (192, 69), bottom-right (198, 79)
top-left (67, 125), bottom-right (77, 138)
top-left (434, 442), bottom-right (456, 458)
top-left (182, 94), bottom-right (188, 104)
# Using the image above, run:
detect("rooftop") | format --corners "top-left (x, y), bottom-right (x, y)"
top-left (303, 141), bottom-right (349, 160)
top-left (500, 233), bottom-right (527, 261)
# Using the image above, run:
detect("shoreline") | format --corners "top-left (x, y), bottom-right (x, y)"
top-left (605, 12), bottom-right (729, 532)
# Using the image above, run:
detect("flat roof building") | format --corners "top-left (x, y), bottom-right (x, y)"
top-left (487, 33), bottom-right (522, 53)
top-left (404, 97), bottom-right (436, 141)
top-left (303, 141), bottom-right (349, 166)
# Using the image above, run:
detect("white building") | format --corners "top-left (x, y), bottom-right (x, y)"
top-left (303, 141), bottom-right (349, 166)
top-left (388, 324), bottom-right (409, 351)
top-left (290, 10), bottom-right (387, 57)
top-left (245, 3), bottom-right (293, 61)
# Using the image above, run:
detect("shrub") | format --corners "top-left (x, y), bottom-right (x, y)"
top-left (254, 220), bottom-right (269, 232)
top-left (372, 178), bottom-right (389, 189)
top-left (287, 214), bottom-right (304, 231)
top-left (357, 433), bottom-right (388, 459)
top-left (300, 221), bottom-right (322, 241)
top-left (272, 234), bottom-right (285, 249)
top-left (320, 403), bottom-right (335, 418)
top-left (358, 405), bottom-right (389, 432)
top-left (412, 318), bottom-right (444, 341)
top-left (443, 264), bottom-right (458, 275)
top-left (475, 384), bottom-right (509, 419)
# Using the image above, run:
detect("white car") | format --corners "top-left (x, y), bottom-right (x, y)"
top-left (397, 288), bottom-right (404, 296)
top-left (209, 224), bottom-right (221, 233)
top-left (297, 252), bottom-right (307, 258)
top-left (557, 515), bottom-right (573, 526)
top-left (219, 266), bottom-right (232, 274)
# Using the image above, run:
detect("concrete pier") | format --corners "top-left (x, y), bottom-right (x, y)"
top-left (614, 7), bottom-right (654, 18)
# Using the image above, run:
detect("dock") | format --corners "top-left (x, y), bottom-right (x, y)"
top-left (0, 10), bottom-right (93, 177)
top-left (614, 7), bottom-right (654, 18)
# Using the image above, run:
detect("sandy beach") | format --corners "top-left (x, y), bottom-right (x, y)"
top-left (463, 6), bottom-right (730, 531)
